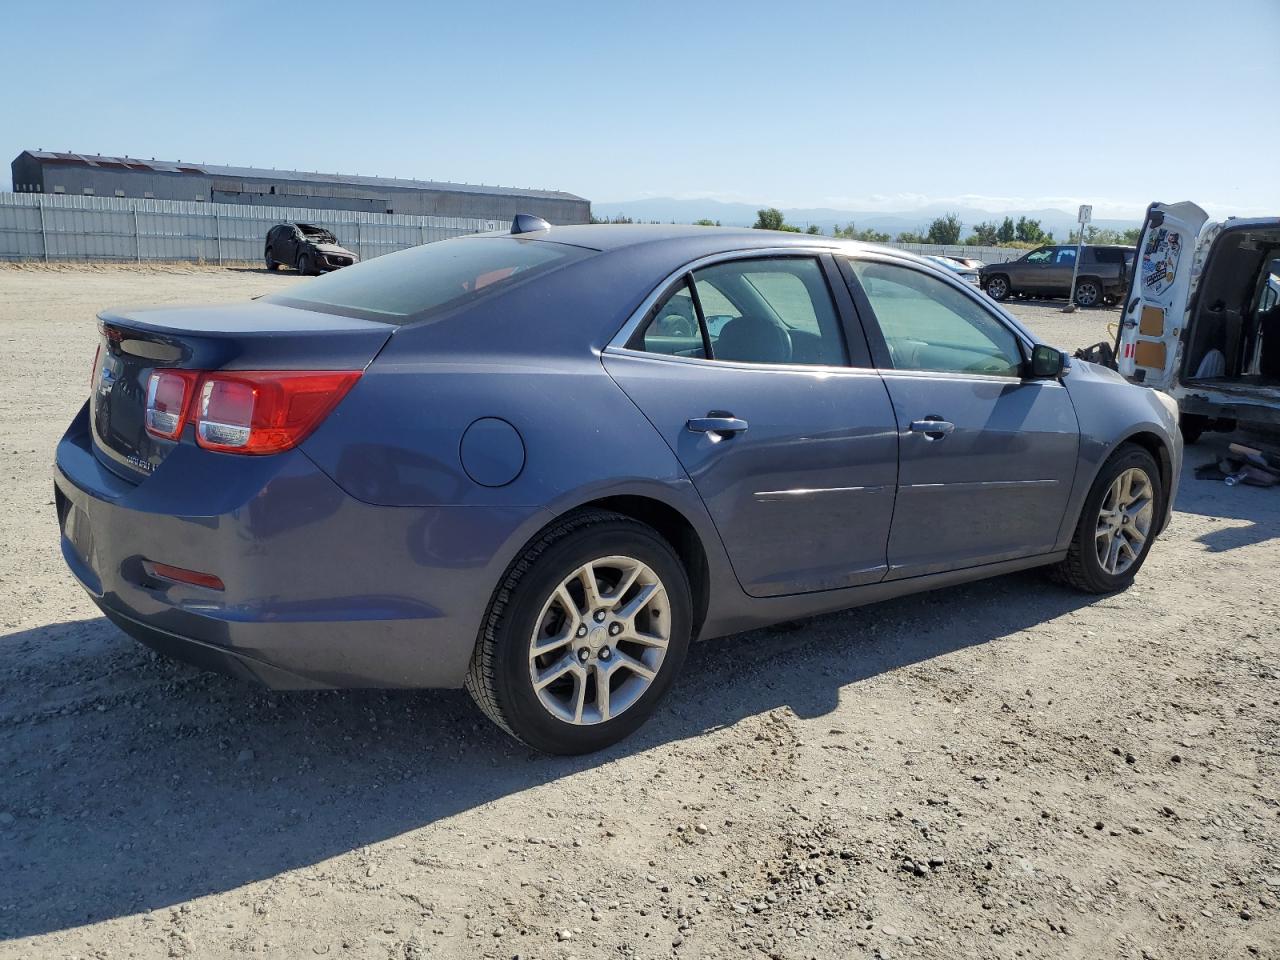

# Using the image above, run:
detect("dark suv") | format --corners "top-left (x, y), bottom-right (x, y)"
top-left (980, 244), bottom-right (1134, 307)
top-left (264, 223), bottom-right (359, 275)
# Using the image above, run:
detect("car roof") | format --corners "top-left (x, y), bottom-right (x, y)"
top-left (479, 222), bottom-right (914, 259)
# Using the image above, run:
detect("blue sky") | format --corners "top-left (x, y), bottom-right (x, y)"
top-left (4, 0), bottom-right (1278, 218)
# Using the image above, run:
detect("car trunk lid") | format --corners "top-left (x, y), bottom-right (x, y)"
top-left (90, 300), bottom-right (394, 483)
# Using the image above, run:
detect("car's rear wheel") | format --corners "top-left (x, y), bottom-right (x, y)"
top-left (264, 247), bottom-right (280, 271)
top-left (1074, 277), bottom-right (1102, 307)
top-left (985, 275), bottom-right (1011, 300)
top-left (466, 510), bottom-right (692, 755)
top-left (297, 252), bottom-right (314, 275)
top-left (1048, 445), bottom-right (1162, 593)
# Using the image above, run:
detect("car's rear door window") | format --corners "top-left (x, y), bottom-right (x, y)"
top-left (269, 236), bottom-right (590, 323)
top-left (635, 257), bottom-right (847, 366)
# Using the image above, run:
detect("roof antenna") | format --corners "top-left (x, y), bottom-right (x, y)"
top-left (511, 214), bottom-right (551, 234)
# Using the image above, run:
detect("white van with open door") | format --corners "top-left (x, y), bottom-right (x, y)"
top-left (1116, 202), bottom-right (1280, 443)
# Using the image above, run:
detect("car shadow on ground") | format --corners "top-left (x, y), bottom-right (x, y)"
top-left (0, 571), bottom-right (1099, 941)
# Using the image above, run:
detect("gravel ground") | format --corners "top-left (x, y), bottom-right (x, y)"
top-left (1, 264), bottom-right (1277, 960)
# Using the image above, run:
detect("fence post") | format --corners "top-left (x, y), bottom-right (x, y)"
top-left (357, 219), bottom-right (363, 259)
top-left (38, 196), bottom-right (49, 262)
top-left (215, 209), bottom-right (223, 265)
top-left (420, 222), bottom-right (426, 247)
top-left (133, 204), bottom-right (142, 263)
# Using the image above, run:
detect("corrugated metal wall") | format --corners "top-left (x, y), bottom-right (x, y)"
top-left (0, 193), bottom-right (504, 262)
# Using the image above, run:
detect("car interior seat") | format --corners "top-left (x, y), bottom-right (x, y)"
top-left (713, 314), bottom-right (792, 363)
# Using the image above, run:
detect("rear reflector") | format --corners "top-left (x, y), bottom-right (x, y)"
top-left (141, 368), bottom-right (361, 454)
top-left (144, 561), bottom-right (225, 591)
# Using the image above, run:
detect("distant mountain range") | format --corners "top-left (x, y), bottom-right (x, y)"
top-left (592, 197), bottom-right (1141, 240)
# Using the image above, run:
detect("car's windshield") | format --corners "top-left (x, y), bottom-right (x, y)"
top-left (268, 236), bottom-right (590, 323)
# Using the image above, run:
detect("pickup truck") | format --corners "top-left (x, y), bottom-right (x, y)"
top-left (980, 244), bottom-right (1135, 307)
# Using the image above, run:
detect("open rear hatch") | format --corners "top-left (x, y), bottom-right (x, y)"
top-left (90, 300), bottom-right (394, 482)
top-left (1115, 201), bottom-right (1211, 388)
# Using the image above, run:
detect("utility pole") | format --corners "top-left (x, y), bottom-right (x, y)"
top-left (1063, 204), bottom-right (1091, 313)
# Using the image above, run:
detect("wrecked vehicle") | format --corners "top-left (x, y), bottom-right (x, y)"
top-left (264, 223), bottom-right (359, 275)
top-left (1115, 202), bottom-right (1280, 443)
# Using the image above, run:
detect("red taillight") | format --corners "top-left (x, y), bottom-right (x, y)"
top-left (144, 370), bottom-right (200, 440)
top-left (194, 370), bottom-right (361, 454)
top-left (144, 369), bottom-right (360, 453)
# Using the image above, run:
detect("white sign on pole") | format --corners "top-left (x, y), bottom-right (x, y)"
top-left (1078, 204), bottom-right (1092, 225)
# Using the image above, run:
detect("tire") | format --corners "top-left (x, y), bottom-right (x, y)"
top-left (297, 252), bottom-right (314, 276)
top-left (1074, 278), bottom-right (1102, 308)
top-left (985, 275), bottom-right (1011, 301)
top-left (1048, 444), bottom-right (1162, 594)
top-left (1179, 414), bottom-right (1208, 445)
top-left (465, 510), bottom-right (693, 755)
top-left (264, 247), bottom-right (280, 271)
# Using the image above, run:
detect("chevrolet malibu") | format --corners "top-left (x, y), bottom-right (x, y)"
top-left (55, 220), bottom-right (1182, 754)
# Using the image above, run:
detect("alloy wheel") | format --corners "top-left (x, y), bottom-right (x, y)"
top-left (527, 555), bottom-right (670, 725)
top-left (1075, 281), bottom-right (1100, 307)
top-left (1095, 467), bottom-right (1153, 575)
top-left (987, 277), bottom-right (1008, 299)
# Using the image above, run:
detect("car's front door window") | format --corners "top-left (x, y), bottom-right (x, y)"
top-left (1025, 248), bottom-right (1053, 265)
top-left (848, 260), bottom-right (1024, 377)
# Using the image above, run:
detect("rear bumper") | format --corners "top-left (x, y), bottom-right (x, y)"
top-left (55, 403), bottom-right (548, 689)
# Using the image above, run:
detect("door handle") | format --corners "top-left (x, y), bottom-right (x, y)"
top-left (909, 418), bottom-right (955, 439)
top-left (687, 416), bottom-right (749, 438)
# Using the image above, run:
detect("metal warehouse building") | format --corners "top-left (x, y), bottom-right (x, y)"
top-left (9, 150), bottom-right (590, 224)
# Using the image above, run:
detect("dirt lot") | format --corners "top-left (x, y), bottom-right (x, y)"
top-left (1, 264), bottom-right (1277, 960)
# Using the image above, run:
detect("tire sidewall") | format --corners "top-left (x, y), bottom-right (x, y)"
top-left (1077, 446), bottom-right (1162, 590)
top-left (488, 522), bottom-right (692, 754)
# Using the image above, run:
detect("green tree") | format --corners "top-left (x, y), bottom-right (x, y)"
top-left (805, 224), bottom-right (822, 235)
top-left (997, 217), bottom-right (1016, 243)
top-left (965, 221), bottom-right (1000, 246)
top-left (1015, 216), bottom-right (1049, 244)
top-left (895, 230), bottom-right (926, 244)
top-left (692, 218), bottom-right (718, 226)
top-left (753, 207), bottom-right (787, 231)
top-left (925, 213), bottom-right (964, 245)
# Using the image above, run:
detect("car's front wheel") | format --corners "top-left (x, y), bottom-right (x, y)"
top-left (297, 252), bottom-right (314, 275)
top-left (985, 275), bottom-right (1011, 300)
top-left (466, 510), bottom-right (692, 754)
top-left (1049, 444), bottom-right (1162, 593)
top-left (264, 247), bottom-right (280, 271)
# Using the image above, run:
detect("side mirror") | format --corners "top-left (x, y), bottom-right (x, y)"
top-left (1029, 343), bottom-right (1068, 379)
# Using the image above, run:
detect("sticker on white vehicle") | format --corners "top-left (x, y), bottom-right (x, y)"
top-left (1140, 228), bottom-right (1182, 297)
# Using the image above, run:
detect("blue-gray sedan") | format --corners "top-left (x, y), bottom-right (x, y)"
top-left (55, 221), bottom-right (1182, 753)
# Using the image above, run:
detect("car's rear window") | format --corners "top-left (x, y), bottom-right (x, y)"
top-left (268, 236), bottom-right (590, 323)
